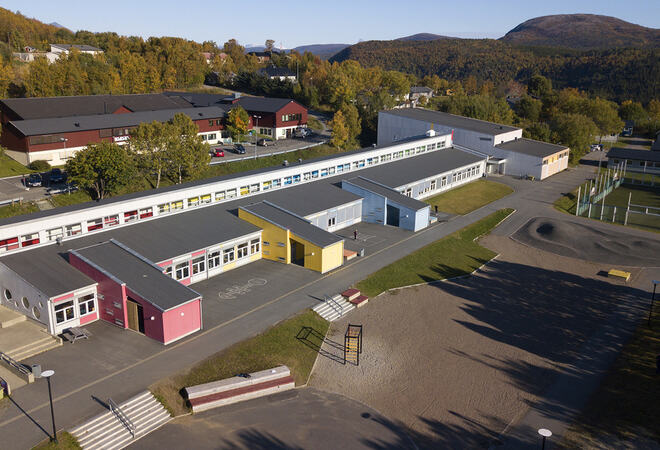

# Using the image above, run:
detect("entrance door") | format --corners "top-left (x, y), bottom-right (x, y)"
top-left (126, 297), bottom-right (145, 334)
top-left (386, 204), bottom-right (400, 227)
top-left (290, 240), bottom-right (305, 266)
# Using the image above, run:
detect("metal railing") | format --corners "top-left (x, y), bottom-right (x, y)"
top-left (108, 398), bottom-right (136, 438)
top-left (0, 197), bottom-right (23, 207)
top-left (324, 295), bottom-right (343, 317)
top-left (0, 351), bottom-right (31, 376)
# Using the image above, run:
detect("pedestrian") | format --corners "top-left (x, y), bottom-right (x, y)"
top-left (434, 205), bottom-right (438, 214)
top-left (353, 229), bottom-right (358, 240)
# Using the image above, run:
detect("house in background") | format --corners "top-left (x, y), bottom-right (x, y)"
top-left (259, 67), bottom-right (297, 83)
top-left (50, 43), bottom-right (104, 56)
top-left (409, 86), bottom-right (434, 103)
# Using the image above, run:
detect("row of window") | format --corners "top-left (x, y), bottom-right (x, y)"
top-left (282, 113), bottom-right (302, 122)
top-left (54, 294), bottom-right (96, 324)
top-left (543, 151), bottom-right (570, 165)
top-left (0, 138), bottom-right (450, 254)
top-left (611, 159), bottom-right (660, 168)
top-left (164, 238), bottom-right (261, 281)
top-left (201, 131), bottom-right (231, 141)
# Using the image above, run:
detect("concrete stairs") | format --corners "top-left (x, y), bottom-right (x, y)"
top-left (0, 306), bottom-right (62, 361)
top-left (0, 305), bottom-right (26, 328)
top-left (313, 294), bottom-right (355, 322)
top-left (70, 391), bottom-right (172, 450)
top-left (5, 331), bottom-right (62, 361)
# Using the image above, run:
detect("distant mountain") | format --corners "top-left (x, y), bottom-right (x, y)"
top-left (396, 33), bottom-right (450, 41)
top-left (293, 43), bottom-right (349, 59)
top-left (48, 21), bottom-right (66, 28)
top-left (500, 14), bottom-right (660, 49)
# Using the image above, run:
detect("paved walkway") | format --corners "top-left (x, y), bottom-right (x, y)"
top-left (1, 159), bottom-right (653, 449)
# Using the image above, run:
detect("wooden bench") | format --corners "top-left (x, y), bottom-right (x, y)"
top-left (341, 289), bottom-right (360, 302)
top-left (184, 365), bottom-right (294, 413)
top-left (608, 269), bottom-right (631, 282)
top-left (349, 295), bottom-right (369, 308)
top-left (66, 326), bottom-right (91, 343)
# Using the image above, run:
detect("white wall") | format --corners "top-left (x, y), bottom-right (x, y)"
top-left (0, 262), bottom-right (51, 330)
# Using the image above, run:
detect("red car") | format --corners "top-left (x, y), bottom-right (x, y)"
top-left (211, 148), bottom-right (225, 157)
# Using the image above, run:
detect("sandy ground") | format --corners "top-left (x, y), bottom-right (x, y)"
top-left (309, 234), bottom-right (653, 449)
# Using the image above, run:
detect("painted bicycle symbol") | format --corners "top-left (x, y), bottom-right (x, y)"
top-left (217, 278), bottom-right (267, 300)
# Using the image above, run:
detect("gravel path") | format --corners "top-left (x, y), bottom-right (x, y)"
top-left (309, 234), bottom-right (652, 449)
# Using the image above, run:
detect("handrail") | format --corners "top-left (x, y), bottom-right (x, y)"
top-left (108, 398), bottom-right (136, 437)
top-left (0, 197), bottom-right (23, 207)
top-left (0, 351), bottom-right (30, 376)
top-left (324, 295), bottom-right (343, 317)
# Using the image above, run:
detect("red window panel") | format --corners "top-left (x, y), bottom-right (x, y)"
top-left (87, 223), bottom-right (103, 231)
top-left (104, 216), bottom-right (119, 226)
top-left (0, 237), bottom-right (19, 252)
top-left (21, 238), bottom-right (40, 247)
top-left (124, 210), bottom-right (138, 222)
top-left (139, 209), bottom-right (153, 219)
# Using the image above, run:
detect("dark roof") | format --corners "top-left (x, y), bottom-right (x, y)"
top-left (0, 94), bottom-right (193, 121)
top-left (10, 106), bottom-right (227, 137)
top-left (495, 138), bottom-right (568, 158)
top-left (261, 182), bottom-right (361, 217)
top-left (344, 177), bottom-right (428, 211)
top-left (240, 202), bottom-right (342, 248)
top-left (72, 241), bottom-right (200, 311)
top-left (0, 248), bottom-right (96, 298)
top-left (163, 91), bottom-right (226, 107)
top-left (51, 43), bottom-right (103, 52)
top-left (607, 147), bottom-right (660, 163)
top-left (410, 86), bottom-right (433, 94)
top-left (381, 108), bottom-right (520, 135)
top-left (164, 92), bottom-right (301, 114)
top-left (259, 67), bottom-right (296, 77)
top-left (235, 96), bottom-right (298, 113)
top-left (353, 147), bottom-right (484, 188)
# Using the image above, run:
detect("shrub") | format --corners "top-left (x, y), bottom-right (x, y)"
top-left (28, 160), bottom-right (51, 171)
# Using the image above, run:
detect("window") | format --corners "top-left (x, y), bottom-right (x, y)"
top-left (22, 296), bottom-right (30, 309)
top-left (328, 167), bottom-right (335, 175)
top-left (46, 228), bottom-right (63, 241)
top-left (171, 200), bottom-right (184, 211)
top-left (175, 262), bottom-right (189, 280)
top-left (87, 218), bottom-right (103, 231)
top-left (79, 294), bottom-right (95, 316)
top-left (112, 127), bottom-right (135, 137)
top-left (208, 120), bottom-right (214, 127)
top-left (55, 301), bottom-right (75, 324)
top-left (216, 119), bottom-right (222, 126)
top-left (105, 215), bottom-right (119, 226)
top-left (250, 239), bottom-right (260, 254)
top-left (336, 165), bottom-right (344, 173)
top-left (99, 128), bottom-right (112, 138)
top-left (208, 250), bottom-right (221, 269)
top-left (321, 169), bottom-right (328, 177)
top-left (250, 184), bottom-right (260, 193)
top-left (188, 196), bottom-right (200, 207)
top-left (4, 289), bottom-right (11, 300)
top-left (284, 176), bottom-right (292, 185)
top-left (272, 178), bottom-right (281, 188)
top-left (201, 194), bottom-right (212, 204)
top-left (311, 170), bottom-right (319, 179)
top-left (303, 172), bottom-right (311, 181)
top-left (215, 191), bottom-right (226, 201)
top-left (65, 223), bottom-right (82, 237)
top-left (201, 135), bottom-right (207, 141)
top-left (29, 135), bottom-right (64, 145)
top-left (207, 133), bottom-right (216, 141)
top-left (328, 217), bottom-right (336, 227)
top-left (281, 113), bottom-right (302, 122)
top-left (240, 186), bottom-right (249, 196)
top-left (430, 180), bottom-right (436, 190)
top-left (124, 210), bottom-right (138, 222)
top-left (263, 241), bottom-right (270, 246)
top-left (226, 189), bottom-right (237, 199)
top-left (263, 181), bottom-right (272, 190)
top-left (0, 237), bottom-right (19, 252)
top-left (158, 203), bottom-right (170, 214)
top-left (293, 175), bottom-right (301, 183)
top-left (192, 256), bottom-right (206, 275)
top-left (139, 207), bottom-right (153, 219)
top-left (21, 233), bottom-right (40, 247)
top-left (164, 266), bottom-right (173, 277)
top-left (223, 247), bottom-right (235, 263)
top-left (237, 243), bottom-right (248, 259)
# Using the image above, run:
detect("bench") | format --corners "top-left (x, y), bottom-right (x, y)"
top-left (66, 326), bottom-right (91, 343)
top-left (608, 269), bottom-right (631, 282)
top-left (184, 365), bottom-right (294, 413)
top-left (341, 289), bottom-right (360, 302)
top-left (350, 295), bottom-right (369, 308)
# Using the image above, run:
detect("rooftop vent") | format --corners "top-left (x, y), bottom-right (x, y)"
top-left (74, 122), bottom-right (80, 127)
top-left (425, 129), bottom-right (436, 137)
top-left (283, 160), bottom-right (289, 166)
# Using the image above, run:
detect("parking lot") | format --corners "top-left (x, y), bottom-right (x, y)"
top-left (0, 171), bottom-right (73, 204)
top-left (209, 132), bottom-right (329, 163)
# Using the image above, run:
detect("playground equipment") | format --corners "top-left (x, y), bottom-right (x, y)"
top-left (344, 324), bottom-right (363, 365)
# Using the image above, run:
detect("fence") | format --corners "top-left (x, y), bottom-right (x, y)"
top-left (210, 140), bottom-right (328, 166)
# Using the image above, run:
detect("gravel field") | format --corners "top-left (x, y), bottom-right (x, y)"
top-left (309, 233), bottom-right (653, 448)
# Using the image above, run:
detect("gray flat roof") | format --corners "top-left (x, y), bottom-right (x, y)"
top-left (241, 202), bottom-right (342, 248)
top-left (381, 108), bottom-right (520, 135)
top-left (495, 138), bottom-right (568, 158)
top-left (607, 147), bottom-right (660, 163)
top-left (0, 248), bottom-right (96, 298)
top-left (72, 241), bottom-right (200, 311)
top-left (10, 106), bottom-right (227, 137)
top-left (262, 182), bottom-right (362, 217)
top-left (344, 177), bottom-right (428, 211)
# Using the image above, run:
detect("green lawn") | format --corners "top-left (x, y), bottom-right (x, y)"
top-left (554, 187), bottom-right (579, 215)
top-left (562, 308), bottom-right (660, 448)
top-left (32, 432), bottom-right (81, 450)
top-left (0, 201), bottom-right (40, 218)
top-left (48, 190), bottom-right (93, 208)
top-left (424, 179), bottom-right (513, 215)
top-left (150, 309), bottom-right (330, 416)
top-left (307, 117), bottom-right (324, 131)
top-left (0, 153), bottom-right (32, 177)
top-left (356, 208), bottom-right (514, 298)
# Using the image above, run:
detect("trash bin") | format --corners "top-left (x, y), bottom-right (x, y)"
top-left (31, 364), bottom-right (41, 378)
top-left (359, 249), bottom-right (365, 257)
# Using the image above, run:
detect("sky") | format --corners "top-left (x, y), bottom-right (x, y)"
top-left (4, 0), bottom-right (659, 48)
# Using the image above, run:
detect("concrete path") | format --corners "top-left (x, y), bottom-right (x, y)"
top-left (0, 158), bottom-right (653, 449)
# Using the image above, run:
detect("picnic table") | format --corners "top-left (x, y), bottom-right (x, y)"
top-left (66, 326), bottom-right (91, 343)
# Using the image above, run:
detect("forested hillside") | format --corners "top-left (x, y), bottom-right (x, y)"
top-left (330, 38), bottom-right (660, 103)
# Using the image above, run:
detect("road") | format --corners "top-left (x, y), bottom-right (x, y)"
top-left (0, 155), bottom-right (655, 449)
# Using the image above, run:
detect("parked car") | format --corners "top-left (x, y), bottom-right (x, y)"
top-left (294, 127), bottom-right (312, 138)
top-left (211, 148), bottom-right (225, 157)
top-left (25, 173), bottom-right (42, 187)
top-left (257, 138), bottom-right (272, 147)
top-left (49, 168), bottom-right (65, 184)
top-left (234, 144), bottom-right (246, 154)
top-left (590, 144), bottom-right (603, 152)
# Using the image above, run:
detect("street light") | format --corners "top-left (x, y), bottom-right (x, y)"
top-left (253, 115), bottom-right (261, 159)
top-left (538, 428), bottom-right (552, 449)
top-left (41, 369), bottom-right (57, 444)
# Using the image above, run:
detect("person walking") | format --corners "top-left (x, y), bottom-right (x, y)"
top-left (353, 229), bottom-right (358, 240)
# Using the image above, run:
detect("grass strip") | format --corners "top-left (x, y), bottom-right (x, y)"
top-left (32, 431), bottom-right (81, 450)
top-left (0, 201), bottom-right (40, 218)
top-left (424, 179), bottom-right (513, 215)
top-left (356, 208), bottom-right (514, 298)
top-left (150, 309), bottom-right (329, 416)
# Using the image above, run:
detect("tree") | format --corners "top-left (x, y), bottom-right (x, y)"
top-left (128, 121), bottom-right (170, 188)
top-left (66, 142), bottom-right (135, 200)
top-left (329, 110), bottom-right (349, 149)
top-left (165, 113), bottom-right (210, 184)
top-left (516, 95), bottom-right (542, 122)
top-left (585, 97), bottom-right (624, 143)
top-left (339, 103), bottom-right (361, 147)
top-left (226, 106), bottom-right (250, 141)
top-left (647, 99), bottom-right (660, 120)
top-left (619, 100), bottom-right (647, 123)
top-left (528, 75), bottom-right (552, 99)
top-left (265, 39), bottom-right (275, 52)
top-left (551, 113), bottom-right (598, 164)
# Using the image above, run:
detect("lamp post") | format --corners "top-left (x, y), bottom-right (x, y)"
top-left (41, 369), bottom-right (57, 443)
top-left (253, 115), bottom-right (261, 159)
top-left (649, 280), bottom-right (659, 327)
top-left (538, 428), bottom-right (552, 449)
